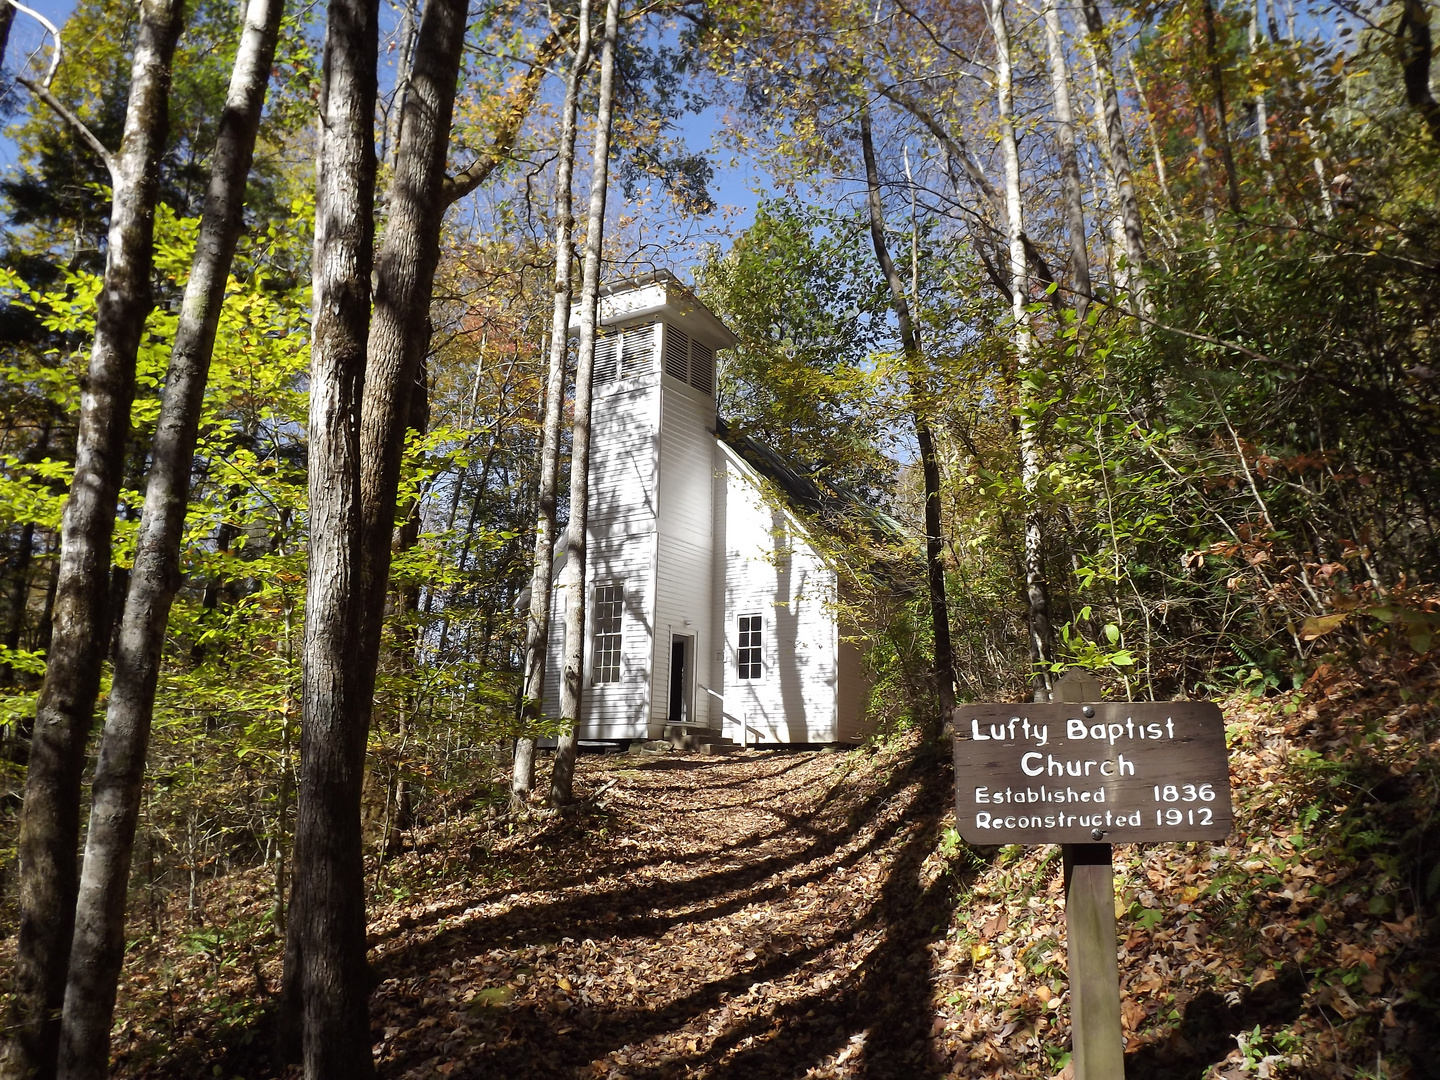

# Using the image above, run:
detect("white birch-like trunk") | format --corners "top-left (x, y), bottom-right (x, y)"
top-left (55, 4), bottom-right (284, 1075)
top-left (1043, 0), bottom-right (1091, 321)
top-left (1081, 38), bottom-right (1128, 294)
top-left (4, 3), bottom-right (181, 1076)
top-left (983, 0), bottom-right (1053, 692)
top-left (1078, 0), bottom-right (1148, 316)
top-left (1249, 0), bottom-right (1274, 192)
top-left (551, 0), bottom-right (621, 807)
top-left (515, 0), bottom-right (594, 808)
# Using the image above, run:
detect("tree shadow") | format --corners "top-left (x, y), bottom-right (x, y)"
top-left (1124, 964), bottom-right (1307, 1080)
top-left (373, 743), bottom-right (961, 1079)
top-left (119, 744), bottom-right (962, 1080)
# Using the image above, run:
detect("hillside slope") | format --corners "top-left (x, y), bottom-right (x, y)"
top-left (107, 657), bottom-right (1438, 1079)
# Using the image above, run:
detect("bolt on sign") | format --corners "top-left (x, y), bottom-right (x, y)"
top-left (952, 702), bottom-right (1233, 845)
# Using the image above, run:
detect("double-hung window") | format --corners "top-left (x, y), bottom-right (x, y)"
top-left (593, 584), bottom-right (624, 684)
top-left (737, 614), bottom-right (763, 680)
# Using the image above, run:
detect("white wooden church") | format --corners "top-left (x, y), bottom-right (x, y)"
top-left (541, 271), bottom-right (875, 746)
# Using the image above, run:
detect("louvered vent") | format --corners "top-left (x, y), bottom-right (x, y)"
top-left (689, 343), bottom-right (714, 395)
top-left (663, 326), bottom-right (690, 380)
top-left (592, 334), bottom-right (619, 384)
top-left (620, 324), bottom-right (655, 375)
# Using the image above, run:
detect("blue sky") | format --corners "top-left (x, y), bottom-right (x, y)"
top-left (0, 0), bottom-right (768, 271)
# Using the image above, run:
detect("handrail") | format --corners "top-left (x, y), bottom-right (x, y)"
top-left (698, 684), bottom-right (763, 748)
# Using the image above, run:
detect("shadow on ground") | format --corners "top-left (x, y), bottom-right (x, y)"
top-left (1124, 964), bottom-right (1306, 1080)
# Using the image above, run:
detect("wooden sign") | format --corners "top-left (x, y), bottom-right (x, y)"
top-left (952, 701), bottom-right (1232, 845)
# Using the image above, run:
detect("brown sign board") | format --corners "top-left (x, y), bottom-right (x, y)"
top-left (952, 702), bottom-right (1233, 845)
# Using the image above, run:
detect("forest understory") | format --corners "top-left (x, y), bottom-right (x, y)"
top-left (58, 646), bottom-right (1437, 1080)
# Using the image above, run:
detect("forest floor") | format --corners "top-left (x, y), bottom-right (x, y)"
top-left (112, 653), bottom-right (1440, 1080)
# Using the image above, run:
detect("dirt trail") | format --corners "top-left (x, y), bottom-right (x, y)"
top-left (366, 741), bottom-right (958, 1079)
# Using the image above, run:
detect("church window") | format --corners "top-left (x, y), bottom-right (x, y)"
top-left (593, 584), bottom-right (624, 683)
top-left (737, 614), bottom-right (763, 680)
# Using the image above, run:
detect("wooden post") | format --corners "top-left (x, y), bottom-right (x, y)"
top-left (1064, 843), bottom-right (1124, 1079)
top-left (1054, 667), bottom-right (1124, 1079)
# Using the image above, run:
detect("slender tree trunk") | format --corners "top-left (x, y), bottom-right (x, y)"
top-left (0, 521), bottom-right (35, 692)
top-left (1193, 97), bottom-right (1222, 261)
top-left (2, 5), bottom-right (181, 1078)
top-left (1200, 0), bottom-right (1243, 213)
top-left (0, 4), bottom-right (15, 71)
top-left (1042, 0), bottom-right (1091, 321)
top-left (384, 354), bottom-right (429, 853)
top-left (1249, 0), bottom-right (1274, 191)
top-left (858, 108), bottom-right (954, 730)
top-left (984, 0), bottom-right (1053, 695)
top-left (282, 0), bottom-right (378, 1072)
top-left (1398, 0), bottom-right (1440, 142)
top-left (515, 0), bottom-right (593, 809)
top-left (1079, 0), bottom-right (1147, 315)
top-left (1081, 41), bottom-right (1126, 292)
top-left (0, 422), bottom-right (52, 695)
top-left (54, 4), bottom-right (283, 1076)
top-left (552, 0), bottom-right (620, 808)
top-left (382, 0), bottom-right (418, 170)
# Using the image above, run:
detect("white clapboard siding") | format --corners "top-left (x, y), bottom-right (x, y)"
top-left (653, 354), bottom-right (717, 729)
top-left (716, 442), bottom-right (843, 743)
top-left (543, 322), bottom-right (662, 740)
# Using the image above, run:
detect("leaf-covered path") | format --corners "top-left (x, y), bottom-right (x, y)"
top-left (115, 668), bottom-right (1440, 1080)
top-left (367, 743), bottom-right (960, 1079)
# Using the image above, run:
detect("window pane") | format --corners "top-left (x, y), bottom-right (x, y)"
top-left (737, 614), bottom-right (762, 680)
top-left (594, 584), bottom-right (623, 683)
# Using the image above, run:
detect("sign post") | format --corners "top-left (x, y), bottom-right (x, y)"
top-left (951, 692), bottom-right (1231, 1080)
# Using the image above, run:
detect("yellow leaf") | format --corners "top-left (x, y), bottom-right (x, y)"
top-left (971, 943), bottom-right (991, 964)
top-left (1300, 612), bottom-right (1348, 640)
top-left (557, 976), bottom-right (573, 992)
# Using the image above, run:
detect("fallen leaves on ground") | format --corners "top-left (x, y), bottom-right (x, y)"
top-left (97, 651), bottom-right (1439, 1079)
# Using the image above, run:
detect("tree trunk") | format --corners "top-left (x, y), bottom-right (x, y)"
top-left (872, 83), bottom-right (1063, 312)
top-left (52, 4), bottom-right (283, 1076)
top-left (1249, 0), bottom-right (1275, 191)
top-left (858, 108), bottom-right (954, 730)
top-left (1193, 97), bottom-right (1222, 258)
top-left (1080, 41), bottom-right (1127, 293)
top-left (1042, 0), bottom-right (1090, 321)
top-left (2, 4), bottom-right (182, 1077)
top-left (1398, 0), bottom-right (1440, 144)
top-left (1, 421), bottom-right (52, 695)
top-left (356, 0), bottom-right (467, 742)
top-left (984, 0), bottom-right (1053, 695)
top-left (1079, 0), bottom-right (1147, 315)
top-left (515, 0), bottom-right (593, 810)
top-left (283, 0), bottom-right (378, 1072)
top-left (383, 353), bottom-right (430, 853)
top-left (1200, 0), bottom-right (1243, 213)
top-left (354, 0), bottom-right (464, 851)
top-left (382, 0), bottom-right (418, 171)
top-left (552, 0), bottom-right (620, 808)
top-left (0, 4), bottom-right (14, 72)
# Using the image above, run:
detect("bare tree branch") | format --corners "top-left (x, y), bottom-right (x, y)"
top-left (15, 76), bottom-right (116, 181)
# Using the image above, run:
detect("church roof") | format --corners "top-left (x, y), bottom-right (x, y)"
top-left (714, 417), bottom-right (907, 546)
top-left (570, 270), bottom-right (738, 350)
